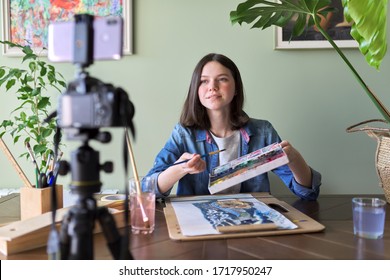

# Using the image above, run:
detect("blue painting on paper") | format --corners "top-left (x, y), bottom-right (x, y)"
top-left (193, 199), bottom-right (273, 228)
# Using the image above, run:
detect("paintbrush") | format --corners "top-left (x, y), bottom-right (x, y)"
top-left (124, 128), bottom-right (150, 228)
top-left (169, 149), bottom-right (226, 166)
top-left (25, 142), bottom-right (39, 170)
top-left (26, 142), bottom-right (40, 188)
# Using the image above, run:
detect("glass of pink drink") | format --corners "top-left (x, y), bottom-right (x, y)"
top-left (129, 176), bottom-right (156, 234)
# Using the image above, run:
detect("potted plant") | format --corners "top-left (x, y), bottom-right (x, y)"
top-left (230, 0), bottom-right (390, 202)
top-left (0, 40), bottom-right (66, 187)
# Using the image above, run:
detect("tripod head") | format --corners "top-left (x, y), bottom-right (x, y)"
top-left (57, 129), bottom-right (113, 197)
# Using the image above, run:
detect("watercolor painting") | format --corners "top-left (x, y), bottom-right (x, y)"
top-left (170, 195), bottom-right (297, 236)
top-left (193, 199), bottom-right (273, 228)
top-left (2, 0), bottom-right (132, 55)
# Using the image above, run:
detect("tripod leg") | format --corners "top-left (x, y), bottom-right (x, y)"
top-left (59, 211), bottom-right (72, 260)
top-left (66, 199), bottom-right (96, 259)
top-left (97, 206), bottom-right (133, 260)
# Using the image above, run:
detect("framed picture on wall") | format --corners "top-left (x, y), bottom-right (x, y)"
top-left (1, 0), bottom-right (133, 56)
top-left (274, 0), bottom-right (358, 49)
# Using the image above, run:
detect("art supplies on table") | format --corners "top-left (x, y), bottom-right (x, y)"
top-left (208, 143), bottom-right (289, 194)
top-left (163, 193), bottom-right (325, 241)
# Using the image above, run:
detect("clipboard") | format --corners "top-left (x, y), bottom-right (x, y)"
top-left (163, 193), bottom-right (325, 241)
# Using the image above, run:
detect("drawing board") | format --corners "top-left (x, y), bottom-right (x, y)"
top-left (164, 193), bottom-right (325, 241)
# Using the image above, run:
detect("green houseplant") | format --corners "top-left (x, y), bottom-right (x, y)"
top-left (230, 0), bottom-right (389, 121)
top-left (230, 0), bottom-right (390, 202)
top-left (0, 40), bottom-right (66, 173)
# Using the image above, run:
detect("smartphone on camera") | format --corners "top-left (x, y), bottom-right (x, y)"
top-left (48, 16), bottom-right (123, 62)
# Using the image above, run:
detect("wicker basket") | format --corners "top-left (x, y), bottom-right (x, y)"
top-left (347, 119), bottom-right (390, 204)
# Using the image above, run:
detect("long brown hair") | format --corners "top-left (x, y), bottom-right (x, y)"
top-left (180, 53), bottom-right (249, 130)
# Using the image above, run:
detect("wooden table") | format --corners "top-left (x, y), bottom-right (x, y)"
top-left (0, 193), bottom-right (389, 260)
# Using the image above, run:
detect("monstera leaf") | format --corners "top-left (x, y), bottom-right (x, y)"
top-left (230, 0), bottom-right (390, 122)
top-left (231, 0), bottom-right (335, 37)
top-left (343, 0), bottom-right (388, 69)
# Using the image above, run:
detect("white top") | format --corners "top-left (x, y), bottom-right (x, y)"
top-left (209, 130), bottom-right (241, 194)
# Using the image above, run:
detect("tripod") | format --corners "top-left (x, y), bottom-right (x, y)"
top-left (57, 130), bottom-right (133, 260)
top-left (46, 14), bottom-right (135, 260)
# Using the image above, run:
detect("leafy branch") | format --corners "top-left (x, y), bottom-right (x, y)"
top-left (0, 40), bottom-right (66, 171)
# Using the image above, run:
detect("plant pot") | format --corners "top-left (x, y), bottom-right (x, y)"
top-left (20, 185), bottom-right (63, 220)
top-left (347, 119), bottom-right (390, 204)
top-left (374, 136), bottom-right (390, 203)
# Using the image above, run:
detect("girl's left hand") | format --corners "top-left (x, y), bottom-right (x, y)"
top-left (280, 140), bottom-right (299, 163)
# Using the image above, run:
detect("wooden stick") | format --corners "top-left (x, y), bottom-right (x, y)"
top-left (0, 138), bottom-right (34, 188)
top-left (124, 128), bottom-right (150, 228)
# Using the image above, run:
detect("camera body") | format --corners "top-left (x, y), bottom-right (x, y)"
top-left (57, 76), bottom-right (134, 129)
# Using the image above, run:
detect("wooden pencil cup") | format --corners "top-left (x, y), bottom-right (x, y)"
top-left (20, 185), bottom-right (63, 220)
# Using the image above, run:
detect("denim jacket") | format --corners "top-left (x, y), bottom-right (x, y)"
top-left (145, 118), bottom-right (321, 200)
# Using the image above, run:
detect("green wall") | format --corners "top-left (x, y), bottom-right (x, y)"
top-left (1, 0), bottom-right (389, 196)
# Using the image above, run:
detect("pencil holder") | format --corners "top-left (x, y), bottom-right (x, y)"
top-left (20, 185), bottom-right (63, 220)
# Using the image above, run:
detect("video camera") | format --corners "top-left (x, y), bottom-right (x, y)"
top-left (48, 14), bottom-right (135, 134)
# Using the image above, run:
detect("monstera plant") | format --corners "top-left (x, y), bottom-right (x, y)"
top-left (230, 0), bottom-right (389, 122)
top-left (231, 0), bottom-right (390, 203)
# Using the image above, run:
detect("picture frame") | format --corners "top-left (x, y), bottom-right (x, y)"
top-left (1, 0), bottom-right (133, 56)
top-left (274, 26), bottom-right (358, 49)
top-left (274, 0), bottom-right (358, 50)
